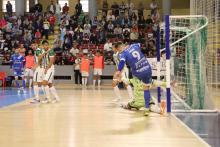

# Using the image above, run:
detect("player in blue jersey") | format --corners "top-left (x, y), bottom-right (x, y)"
top-left (114, 42), bottom-right (152, 116)
top-left (10, 48), bottom-right (26, 93)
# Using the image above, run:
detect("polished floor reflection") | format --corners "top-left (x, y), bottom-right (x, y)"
top-left (175, 113), bottom-right (220, 147)
top-left (0, 86), bottom-right (209, 147)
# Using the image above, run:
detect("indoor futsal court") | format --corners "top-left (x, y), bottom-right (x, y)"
top-left (0, 0), bottom-right (220, 147)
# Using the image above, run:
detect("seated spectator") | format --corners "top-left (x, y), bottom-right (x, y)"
top-left (150, 0), bottom-right (158, 14)
top-left (119, 1), bottom-right (126, 15)
top-left (0, 17), bottom-right (7, 29)
top-left (53, 35), bottom-right (62, 65)
top-left (90, 32), bottom-right (98, 44)
top-left (107, 21), bottom-right (114, 34)
top-left (122, 15), bottom-right (130, 27)
top-left (107, 12), bottom-right (115, 22)
top-left (83, 25), bottom-right (91, 37)
top-left (34, 2), bottom-right (43, 13)
top-left (114, 24), bottom-right (122, 38)
top-left (48, 12), bottom-right (56, 33)
top-left (63, 32), bottom-right (73, 50)
top-left (138, 2), bottom-right (144, 18)
top-left (70, 42), bottom-right (79, 57)
top-left (68, 27), bottom-right (74, 37)
top-left (130, 24), bottom-right (139, 43)
top-left (74, 25), bottom-right (83, 42)
top-left (104, 51), bottom-right (114, 65)
top-left (98, 27), bottom-right (106, 44)
top-left (2, 49), bottom-right (11, 65)
top-left (130, 12), bottom-right (138, 21)
top-left (104, 39), bottom-right (112, 55)
top-left (147, 39), bottom-right (156, 57)
top-left (47, 0), bottom-right (56, 14)
top-left (111, 2), bottom-right (119, 17)
top-left (151, 9), bottom-right (160, 23)
top-left (84, 21), bottom-right (91, 30)
top-left (131, 18), bottom-right (138, 26)
top-left (123, 24), bottom-right (130, 33)
top-left (123, 29), bottom-right (130, 43)
top-left (102, 1), bottom-right (108, 15)
top-left (92, 16), bottom-right (99, 29)
top-left (146, 15), bottom-right (153, 26)
top-left (43, 18), bottom-right (50, 39)
top-left (138, 16), bottom-right (146, 29)
top-left (138, 31), bottom-right (145, 43)
top-left (114, 16), bottom-right (122, 26)
top-left (83, 33), bottom-right (90, 44)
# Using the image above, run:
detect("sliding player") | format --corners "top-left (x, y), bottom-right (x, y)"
top-left (41, 40), bottom-right (60, 104)
top-left (112, 44), bottom-right (134, 102)
top-left (121, 77), bottom-right (167, 114)
top-left (114, 42), bottom-right (153, 116)
top-left (10, 48), bottom-right (26, 93)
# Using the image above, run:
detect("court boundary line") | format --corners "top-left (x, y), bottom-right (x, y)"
top-left (171, 113), bottom-right (211, 147)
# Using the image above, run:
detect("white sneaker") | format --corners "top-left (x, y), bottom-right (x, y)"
top-left (41, 99), bottom-right (50, 104)
top-left (51, 98), bottom-right (60, 103)
top-left (17, 90), bottom-right (21, 94)
top-left (30, 99), bottom-right (40, 104)
top-left (112, 98), bottom-right (121, 103)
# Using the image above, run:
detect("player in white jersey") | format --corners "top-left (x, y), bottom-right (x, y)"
top-left (41, 40), bottom-right (60, 104)
top-left (112, 45), bottom-right (134, 102)
top-left (30, 43), bottom-right (45, 103)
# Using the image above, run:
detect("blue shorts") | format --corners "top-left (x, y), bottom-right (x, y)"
top-left (14, 70), bottom-right (24, 77)
top-left (134, 71), bottom-right (152, 85)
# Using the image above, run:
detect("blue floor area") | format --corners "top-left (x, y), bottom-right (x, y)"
top-left (0, 88), bottom-right (34, 108)
top-left (175, 113), bottom-right (220, 147)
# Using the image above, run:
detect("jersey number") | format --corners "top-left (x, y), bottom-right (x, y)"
top-left (132, 51), bottom-right (141, 60)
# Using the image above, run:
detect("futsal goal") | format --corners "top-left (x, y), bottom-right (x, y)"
top-left (157, 15), bottom-right (216, 112)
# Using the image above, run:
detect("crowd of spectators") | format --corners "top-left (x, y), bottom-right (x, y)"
top-left (0, 0), bottom-right (160, 65)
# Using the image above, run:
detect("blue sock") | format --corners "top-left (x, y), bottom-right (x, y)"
top-left (144, 90), bottom-right (151, 109)
top-left (22, 80), bottom-right (26, 89)
top-left (15, 80), bottom-right (20, 89)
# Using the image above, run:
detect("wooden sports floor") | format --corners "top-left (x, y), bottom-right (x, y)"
top-left (0, 84), bottom-right (209, 147)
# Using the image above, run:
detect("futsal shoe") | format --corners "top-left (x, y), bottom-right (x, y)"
top-left (51, 98), bottom-right (60, 104)
top-left (143, 108), bottom-right (150, 116)
top-left (30, 98), bottom-right (40, 104)
top-left (112, 98), bottom-right (121, 103)
top-left (120, 103), bottom-right (139, 110)
top-left (120, 103), bottom-right (132, 110)
top-left (41, 98), bottom-right (50, 104)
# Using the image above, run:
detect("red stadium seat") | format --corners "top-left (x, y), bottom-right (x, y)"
top-left (0, 72), bottom-right (6, 88)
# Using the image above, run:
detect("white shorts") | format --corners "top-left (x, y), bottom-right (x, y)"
top-left (94, 68), bottom-right (102, 75)
top-left (113, 68), bottom-right (129, 84)
top-left (43, 68), bottom-right (55, 83)
top-left (25, 68), bottom-right (34, 77)
top-left (121, 68), bottom-right (129, 84)
top-left (33, 67), bottom-right (44, 83)
top-left (81, 71), bottom-right (89, 77)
